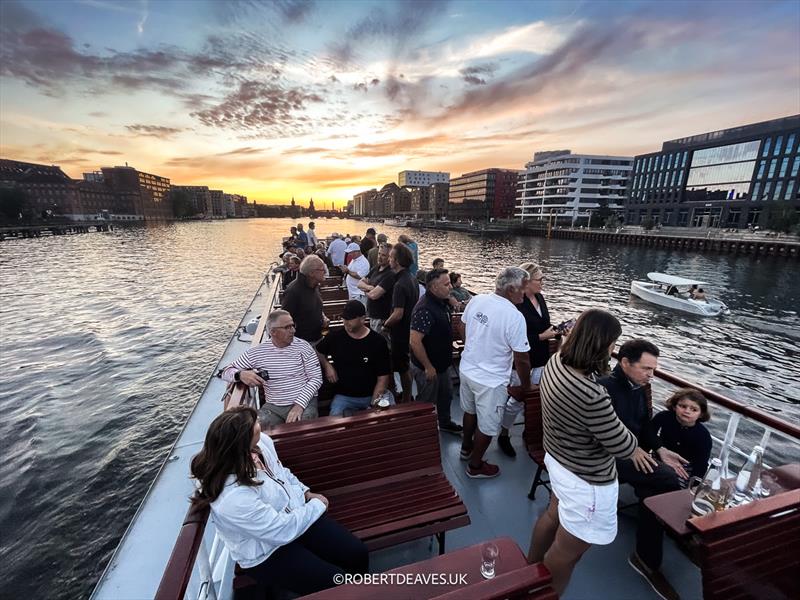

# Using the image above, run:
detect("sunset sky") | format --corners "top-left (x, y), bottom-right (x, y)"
top-left (1, 0), bottom-right (799, 207)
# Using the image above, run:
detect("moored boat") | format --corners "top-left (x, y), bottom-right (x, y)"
top-left (630, 272), bottom-right (729, 317)
top-left (383, 218), bottom-right (409, 227)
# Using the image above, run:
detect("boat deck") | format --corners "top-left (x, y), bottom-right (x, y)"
top-left (369, 398), bottom-right (703, 600)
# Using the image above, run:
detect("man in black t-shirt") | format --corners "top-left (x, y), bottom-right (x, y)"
top-left (315, 300), bottom-right (391, 416)
top-left (410, 269), bottom-right (462, 434)
top-left (357, 242), bottom-right (395, 335)
top-left (383, 242), bottom-right (419, 403)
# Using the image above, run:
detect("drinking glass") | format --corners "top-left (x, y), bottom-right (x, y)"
top-left (711, 481), bottom-right (733, 511)
top-left (480, 542), bottom-right (499, 579)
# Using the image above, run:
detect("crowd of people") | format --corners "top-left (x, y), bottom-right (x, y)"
top-left (192, 222), bottom-right (713, 598)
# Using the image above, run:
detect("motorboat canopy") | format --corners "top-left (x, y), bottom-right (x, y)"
top-left (647, 272), bottom-right (707, 287)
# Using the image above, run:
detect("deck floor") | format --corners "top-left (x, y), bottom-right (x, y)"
top-left (369, 397), bottom-right (703, 600)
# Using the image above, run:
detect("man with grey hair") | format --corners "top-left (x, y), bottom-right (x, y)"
top-left (222, 309), bottom-right (322, 426)
top-left (459, 267), bottom-right (532, 479)
top-left (281, 255), bottom-right (329, 344)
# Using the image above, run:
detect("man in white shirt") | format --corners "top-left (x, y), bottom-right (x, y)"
top-left (459, 267), bottom-right (532, 479)
top-left (307, 221), bottom-right (319, 248)
top-left (327, 233), bottom-right (347, 267)
top-left (341, 243), bottom-right (370, 304)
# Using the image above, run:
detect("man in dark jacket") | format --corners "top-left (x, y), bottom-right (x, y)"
top-left (599, 339), bottom-right (687, 600)
top-left (280, 255), bottom-right (328, 344)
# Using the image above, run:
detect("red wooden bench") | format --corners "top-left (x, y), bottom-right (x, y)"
top-left (301, 537), bottom-right (555, 600)
top-left (269, 403), bottom-right (470, 554)
top-left (522, 339), bottom-right (560, 500)
top-left (687, 488), bottom-right (800, 600)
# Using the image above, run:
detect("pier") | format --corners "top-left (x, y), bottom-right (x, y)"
top-left (413, 221), bottom-right (799, 259)
top-left (0, 221), bottom-right (115, 241)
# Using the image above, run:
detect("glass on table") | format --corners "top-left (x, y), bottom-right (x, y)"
top-left (480, 542), bottom-right (499, 579)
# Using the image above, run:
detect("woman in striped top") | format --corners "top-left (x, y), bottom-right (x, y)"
top-left (527, 309), bottom-right (655, 596)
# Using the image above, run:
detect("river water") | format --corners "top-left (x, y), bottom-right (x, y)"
top-left (1, 218), bottom-right (798, 599)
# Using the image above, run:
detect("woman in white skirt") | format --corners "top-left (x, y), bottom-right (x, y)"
top-left (526, 309), bottom-right (656, 595)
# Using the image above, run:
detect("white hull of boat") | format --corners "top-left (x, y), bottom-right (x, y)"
top-left (383, 218), bottom-right (408, 227)
top-left (630, 280), bottom-right (728, 316)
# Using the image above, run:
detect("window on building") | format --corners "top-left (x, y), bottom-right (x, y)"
top-left (756, 161), bottom-right (765, 179)
top-left (762, 138), bottom-right (772, 157)
top-left (664, 209), bottom-right (674, 224)
top-left (779, 158), bottom-right (789, 178)
top-left (785, 133), bottom-right (796, 154)
top-left (751, 182), bottom-right (761, 200)
top-left (773, 136), bottom-right (783, 156)
top-left (774, 181), bottom-right (783, 200)
top-left (747, 208), bottom-right (761, 225)
top-left (678, 210), bottom-right (689, 226)
top-left (791, 157), bottom-right (800, 178)
top-left (762, 181), bottom-right (772, 200)
top-left (767, 159), bottom-right (777, 178)
top-left (785, 180), bottom-right (795, 200)
top-left (726, 208), bottom-right (741, 226)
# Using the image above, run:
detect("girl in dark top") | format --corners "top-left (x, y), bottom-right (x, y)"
top-left (498, 262), bottom-right (558, 457)
top-left (652, 388), bottom-right (712, 481)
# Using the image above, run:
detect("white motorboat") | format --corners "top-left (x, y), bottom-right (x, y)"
top-left (383, 218), bottom-right (408, 227)
top-left (630, 272), bottom-right (729, 316)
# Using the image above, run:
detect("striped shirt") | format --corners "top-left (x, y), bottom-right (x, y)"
top-left (222, 337), bottom-right (322, 408)
top-left (541, 352), bottom-right (637, 485)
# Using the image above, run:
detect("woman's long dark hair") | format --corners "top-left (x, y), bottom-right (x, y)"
top-left (560, 309), bottom-right (622, 376)
top-left (191, 405), bottom-right (262, 510)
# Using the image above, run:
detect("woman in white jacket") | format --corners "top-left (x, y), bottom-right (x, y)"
top-left (191, 406), bottom-right (368, 595)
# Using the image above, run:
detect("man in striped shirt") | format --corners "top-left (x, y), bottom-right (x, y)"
top-left (222, 310), bottom-right (322, 427)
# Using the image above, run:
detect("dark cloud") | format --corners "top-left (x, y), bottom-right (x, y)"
top-left (459, 63), bottom-right (497, 86)
top-left (274, 0), bottom-right (315, 23)
top-left (353, 82), bottom-right (368, 93)
top-left (370, 78), bottom-right (380, 86)
top-left (125, 124), bottom-right (183, 138)
top-left (192, 81), bottom-right (323, 133)
top-left (328, 0), bottom-right (449, 66)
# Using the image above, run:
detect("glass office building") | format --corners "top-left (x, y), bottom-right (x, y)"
top-left (626, 115), bottom-right (799, 228)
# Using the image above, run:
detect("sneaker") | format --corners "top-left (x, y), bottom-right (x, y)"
top-left (466, 461), bottom-right (500, 479)
top-left (459, 447), bottom-right (472, 461)
top-left (439, 421), bottom-right (463, 435)
top-left (627, 552), bottom-right (680, 600)
top-left (498, 435), bottom-right (516, 458)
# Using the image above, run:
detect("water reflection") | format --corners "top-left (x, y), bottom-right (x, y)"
top-left (0, 218), bottom-right (797, 599)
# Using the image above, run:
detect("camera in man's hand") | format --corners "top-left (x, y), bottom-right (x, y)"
top-left (257, 369), bottom-right (270, 381)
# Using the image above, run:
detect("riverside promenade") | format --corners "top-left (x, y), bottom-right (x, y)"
top-left (413, 221), bottom-right (799, 259)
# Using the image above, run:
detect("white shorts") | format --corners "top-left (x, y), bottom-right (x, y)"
top-left (502, 367), bottom-right (545, 429)
top-left (459, 372), bottom-right (508, 436)
top-left (544, 453), bottom-right (618, 545)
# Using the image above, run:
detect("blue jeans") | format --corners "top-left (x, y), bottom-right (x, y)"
top-left (330, 394), bottom-right (372, 416)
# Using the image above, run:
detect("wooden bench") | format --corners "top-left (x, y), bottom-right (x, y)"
top-left (269, 403), bottom-right (470, 554)
top-left (302, 537), bottom-right (555, 600)
top-left (687, 489), bottom-right (800, 599)
top-left (522, 339), bottom-right (560, 500)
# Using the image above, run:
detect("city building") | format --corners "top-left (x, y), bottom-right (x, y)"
top-left (209, 190), bottom-right (225, 219)
top-left (352, 189), bottom-right (377, 216)
top-left (398, 170), bottom-right (449, 187)
top-left (171, 185), bottom-right (211, 216)
top-left (101, 166), bottom-right (172, 221)
top-left (409, 182), bottom-right (450, 218)
top-left (1, 159), bottom-right (80, 219)
top-left (448, 168), bottom-right (519, 221)
top-left (515, 151), bottom-right (632, 225)
top-left (376, 183), bottom-right (411, 216)
top-left (626, 115), bottom-right (800, 228)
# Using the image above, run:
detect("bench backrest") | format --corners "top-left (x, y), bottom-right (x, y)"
top-left (269, 403), bottom-right (443, 495)
top-left (688, 489), bottom-right (800, 600)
